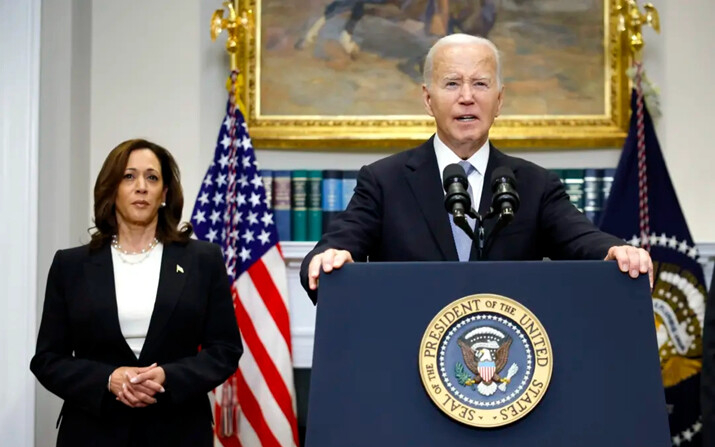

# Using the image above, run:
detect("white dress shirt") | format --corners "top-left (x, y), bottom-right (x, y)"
top-left (433, 133), bottom-right (490, 212)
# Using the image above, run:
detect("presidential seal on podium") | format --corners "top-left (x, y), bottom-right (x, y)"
top-left (418, 293), bottom-right (553, 428)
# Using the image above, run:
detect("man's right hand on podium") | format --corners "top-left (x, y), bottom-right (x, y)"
top-left (307, 248), bottom-right (354, 291)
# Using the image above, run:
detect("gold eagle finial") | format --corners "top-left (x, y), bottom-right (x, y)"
top-left (617, 0), bottom-right (661, 61)
top-left (210, 1), bottom-right (254, 72)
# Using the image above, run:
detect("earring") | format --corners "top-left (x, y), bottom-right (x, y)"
top-left (161, 202), bottom-right (166, 207)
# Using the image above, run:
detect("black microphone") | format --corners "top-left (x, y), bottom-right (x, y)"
top-left (443, 163), bottom-right (471, 219)
top-left (490, 167), bottom-right (520, 223)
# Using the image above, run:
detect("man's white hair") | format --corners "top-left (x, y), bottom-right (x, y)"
top-left (423, 34), bottom-right (502, 89)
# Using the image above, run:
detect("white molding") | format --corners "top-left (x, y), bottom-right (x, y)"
top-left (281, 241), bottom-right (715, 368)
top-left (281, 242), bottom-right (317, 368)
top-left (0, 0), bottom-right (40, 446)
top-left (281, 241), bottom-right (314, 266)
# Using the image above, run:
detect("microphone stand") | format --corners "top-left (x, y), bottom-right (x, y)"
top-left (454, 207), bottom-right (508, 260)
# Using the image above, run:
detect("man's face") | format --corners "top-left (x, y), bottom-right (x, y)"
top-left (422, 43), bottom-right (504, 155)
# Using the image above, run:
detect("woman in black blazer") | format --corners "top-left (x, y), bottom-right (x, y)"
top-left (31, 139), bottom-right (243, 447)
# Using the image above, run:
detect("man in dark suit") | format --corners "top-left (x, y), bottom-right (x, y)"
top-left (300, 33), bottom-right (652, 303)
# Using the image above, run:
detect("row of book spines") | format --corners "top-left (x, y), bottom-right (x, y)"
top-left (260, 169), bottom-right (359, 242)
top-left (261, 167), bottom-right (614, 241)
top-left (553, 168), bottom-right (616, 226)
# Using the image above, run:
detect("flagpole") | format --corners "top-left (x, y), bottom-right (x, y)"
top-left (208, 1), bottom-right (256, 441)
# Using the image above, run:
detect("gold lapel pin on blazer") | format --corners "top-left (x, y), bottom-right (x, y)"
top-left (176, 264), bottom-right (184, 274)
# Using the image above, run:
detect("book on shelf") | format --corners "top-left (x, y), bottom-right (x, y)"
top-left (322, 170), bottom-right (342, 234)
top-left (307, 170), bottom-right (323, 241)
top-left (291, 170), bottom-right (308, 241)
top-left (552, 168), bottom-right (617, 224)
top-left (583, 168), bottom-right (603, 225)
top-left (273, 170), bottom-right (292, 241)
top-left (562, 169), bottom-right (585, 212)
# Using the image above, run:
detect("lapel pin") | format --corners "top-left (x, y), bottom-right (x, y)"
top-left (176, 264), bottom-right (184, 274)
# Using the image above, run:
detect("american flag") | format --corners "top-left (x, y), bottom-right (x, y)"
top-left (191, 74), bottom-right (298, 447)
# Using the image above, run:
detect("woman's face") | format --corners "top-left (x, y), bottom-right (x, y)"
top-left (115, 149), bottom-right (167, 230)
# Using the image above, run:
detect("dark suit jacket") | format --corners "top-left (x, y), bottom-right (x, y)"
top-left (703, 269), bottom-right (715, 447)
top-left (31, 239), bottom-right (242, 447)
top-left (300, 138), bottom-right (623, 303)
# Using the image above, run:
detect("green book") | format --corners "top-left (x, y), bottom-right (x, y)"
top-left (291, 170), bottom-right (308, 241)
top-left (307, 170), bottom-right (323, 241)
top-left (562, 169), bottom-right (585, 212)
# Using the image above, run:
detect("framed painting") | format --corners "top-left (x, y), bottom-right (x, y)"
top-left (242, 0), bottom-right (629, 150)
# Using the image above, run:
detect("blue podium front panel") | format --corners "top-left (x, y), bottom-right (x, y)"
top-left (306, 261), bottom-right (670, 447)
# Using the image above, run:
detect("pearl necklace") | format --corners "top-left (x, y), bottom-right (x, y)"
top-left (111, 235), bottom-right (159, 265)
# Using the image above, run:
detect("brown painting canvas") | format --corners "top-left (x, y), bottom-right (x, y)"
top-left (246, 0), bottom-right (628, 149)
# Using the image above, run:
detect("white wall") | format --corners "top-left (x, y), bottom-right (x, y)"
top-left (89, 0), bottom-right (204, 223)
top-left (0, 1), bottom-right (40, 446)
top-left (31, 0), bottom-right (715, 445)
top-left (646, 0), bottom-right (715, 242)
top-left (35, 1), bottom-right (93, 445)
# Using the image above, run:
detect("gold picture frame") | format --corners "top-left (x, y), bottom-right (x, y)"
top-left (243, 0), bottom-right (629, 150)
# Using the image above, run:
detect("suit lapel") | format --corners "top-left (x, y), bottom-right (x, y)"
top-left (84, 244), bottom-right (136, 361)
top-left (140, 242), bottom-right (188, 362)
top-left (477, 144), bottom-right (500, 218)
top-left (405, 139), bottom-right (458, 261)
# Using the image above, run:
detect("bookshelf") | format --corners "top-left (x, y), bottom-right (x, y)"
top-left (265, 168), bottom-right (616, 242)
top-left (282, 241), bottom-right (715, 368)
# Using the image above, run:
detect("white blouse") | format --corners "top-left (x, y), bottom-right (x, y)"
top-left (110, 243), bottom-right (163, 358)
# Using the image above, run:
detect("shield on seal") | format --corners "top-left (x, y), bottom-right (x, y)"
top-left (478, 361), bottom-right (496, 383)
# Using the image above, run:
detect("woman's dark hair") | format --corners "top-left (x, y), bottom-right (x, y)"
top-left (89, 139), bottom-right (193, 250)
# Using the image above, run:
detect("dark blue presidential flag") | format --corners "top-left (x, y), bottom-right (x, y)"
top-left (600, 90), bottom-right (707, 446)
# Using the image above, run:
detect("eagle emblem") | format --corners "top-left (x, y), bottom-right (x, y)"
top-left (420, 294), bottom-right (552, 428)
top-left (455, 326), bottom-right (519, 396)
